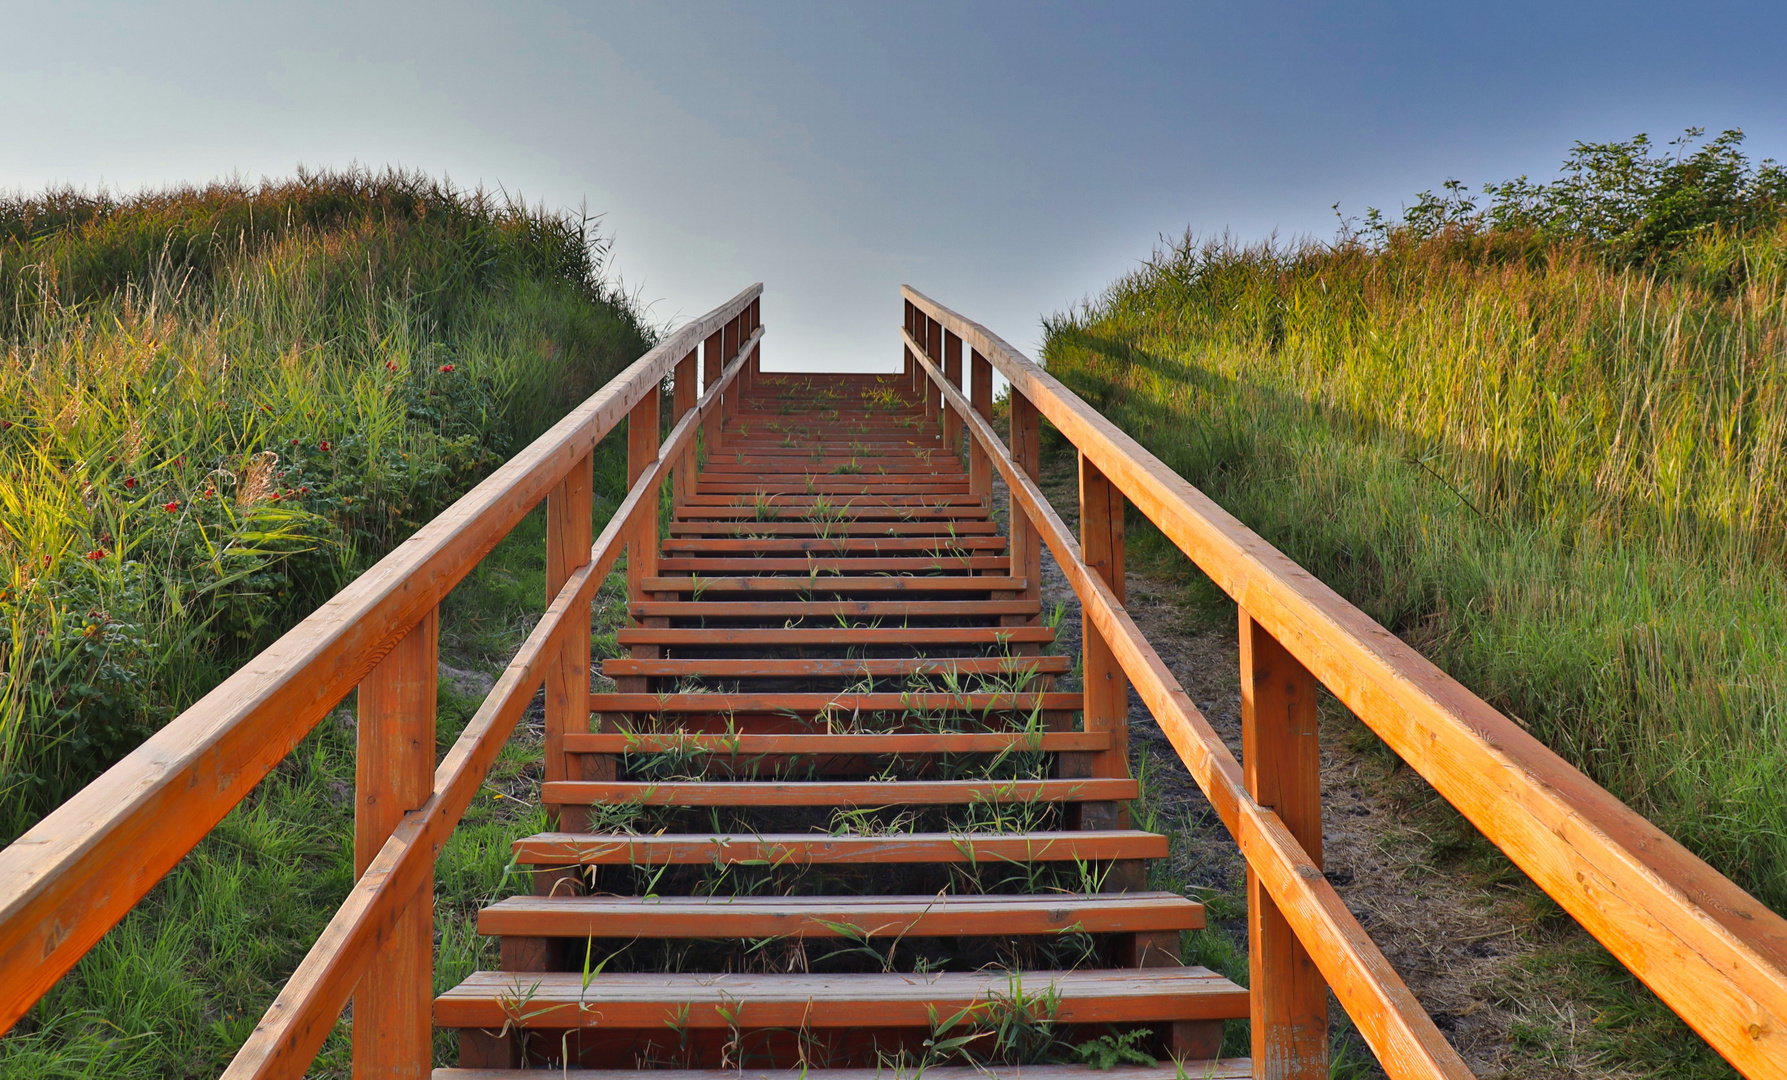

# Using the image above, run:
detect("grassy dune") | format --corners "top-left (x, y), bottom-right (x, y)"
top-left (0, 171), bottom-right (651, 1075)
top-left (1042, 133), bottom-right (1787, 1074)
top-left (0, 170), bottom-right (651, 832)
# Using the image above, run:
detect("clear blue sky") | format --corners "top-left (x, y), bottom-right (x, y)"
top-left (6, 1), bottom-right (1785, 369)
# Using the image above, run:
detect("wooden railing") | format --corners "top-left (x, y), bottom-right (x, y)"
top-left (0, 285), bottom-right (765, 1078)
top-left (901, 287), bottom-right (1787, 1080)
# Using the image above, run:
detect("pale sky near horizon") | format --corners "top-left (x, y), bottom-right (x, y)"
top-left (4, 2), bottom-right (1785, 371)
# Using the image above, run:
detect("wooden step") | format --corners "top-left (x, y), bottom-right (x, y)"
top-left (669, 521), bottom-right (996, 537)
top-left (477, 891), bottom-right (1203, 939)
top-left (630, 599), bottom-right (1037, 619)
top-left (614, 627), bottom-right (1055, 647)
top-left (692, 484), bottom-right (972, 496)
top-left (511, 830), bottom-right (1167, 866)
top-left (683, 494), bottom-right (982, 507)
top-left (541, 778), bottom-right (1138, 807)
top-left (436, 967), bottom-right (1248, 1029)
top-left (587, 692), bottom-right (1080, 713)
top-left (657, 557), bottom-right (1010, 573)
top-left (639, 576), bottom-right (1025, 594)
top-left (660, 537), bottom-right (1005, 554)
top-left (435, 1065), bottom-right (1252, 1080)
top-left (564, 731), bottom-right (1108, 754)
top-left (600, 657), bottom-right (1069, 678)
top-left (673, 506), bottom-right (991, 520)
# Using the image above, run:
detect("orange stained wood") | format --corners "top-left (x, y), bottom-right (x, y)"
top-left (509, 830), bottom-right (1169, 866)
top-left (598, 656), bottom-right (1069, 678)
top-left (540, 778), bottom-right (1139, 807)
top-left (476, 891), bottom-right (1204, 939)
top-left (562, 731), bottom-right (1110, 754)
top-left (584, 692), bottom-right (1083, 712)
top-left (436, 968), bottom-right (1248, 1029)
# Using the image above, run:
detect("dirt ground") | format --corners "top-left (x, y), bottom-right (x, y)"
top-left (1021, 449), bottom-right (1630, 1080)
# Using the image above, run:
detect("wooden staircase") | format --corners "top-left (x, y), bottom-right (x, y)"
top-left (436, 371), bottom-right (1250, 1075)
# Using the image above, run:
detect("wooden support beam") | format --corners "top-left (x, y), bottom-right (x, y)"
top-left (943, 329), bottom-right (964, 463)
top-left (702, 329), bottom-right (724, 454)
top-left (1081, 452), bottom-right (1129, 783)
top-left (1241, 608), bottom-right (1328, 1080)
top-left (1008, 391), bottom-right (1043, 621)
top-left (353, 607), bottom-right (437, 1080)
top-left (626, 390), bottom-right (661, 605)
top-left (969, 347), bottom-right (993, 506)
top-left (673, 349), bottom-right (697, 505)
top-left (544, 450), bottom-right (594, 814)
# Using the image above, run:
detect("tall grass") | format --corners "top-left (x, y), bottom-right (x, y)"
top-left (1043, 221), bottom-right (1787, 917)
top-left (0, 169), bottom-right (652, 834)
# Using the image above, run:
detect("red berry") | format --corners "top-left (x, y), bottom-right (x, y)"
top-left (86, 549), bottom-right (108, 561)
top-left (439, 363), bottom-right (455, 373)
top-left (318, 440), bottom-right (331, 452)
top-left (386, 361), bottom-right (398, 371)
top-left (123, 477), bottom-right (138, 489)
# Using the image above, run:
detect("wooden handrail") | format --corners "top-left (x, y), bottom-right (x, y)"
top-left (904, 286), bottom-right (1787, 1080)
top-left (221, 328), bottom-right (760, 1080)
top-left (904, 326), bottom-right (1471, 1080)
top-left (0, 284), bottom-right (760, 1036)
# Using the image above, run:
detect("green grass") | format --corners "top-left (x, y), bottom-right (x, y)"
top-left (0, 169), bottom-right (652, 833)
top-left (0, 169), bottom-right (654, 1075)
top-left (1040, 208), bottom-right (1787, 1077)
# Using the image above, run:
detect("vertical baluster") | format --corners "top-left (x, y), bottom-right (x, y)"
top-left (722, 316), bottom-right (741, 428)
top-left (627, 388), bottom-right (661, 605)
top-left (1079, 453), bottom-right (1128, 791)
top-left (926, 316), bottom-right (944, 430)
top-left (904, 301), bottom-right (917, 391)
top-left (546, 451), bottom-right (596, 822)
top-left (703, 329), bottom-right (725, 455)
top-left (943, 330), bottom-right (963, 463)
top-left (1007, 392), bottom-right (1042, 633)
top-left (673, 349), bottom-right (698, 507)
top-left (1241, 609), bottom-right (1328, 1079)
top-left (969, 348), bottom-right (993, 507)
top-left (354, 607), bottom-right (438, 1079)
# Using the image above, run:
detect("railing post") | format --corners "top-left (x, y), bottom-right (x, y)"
top-left (1240, 609), bottom-right (1328, 1079)
top-left (722, 316), bottom-right (741, 427)
top-left (545, 451), bottom-right (595, 823)
top-left (969, 348), bottom-right (993, 507)
top-left (904, 302), bottom-right (918, 393)
top-left (627, 387), bottom-right (661, 605)
top-left (1079, 453), bottom-right (1128, 791)
top-left (1007, 391), bottom-right (1042, 628)
top-left (925, 316), bottom-right (943, 430)
top-left (703, 328), bottom-right (725, 454)
top-left (673, 349), bottom-right (698, 506)
top-left (943, 330), bottom-right (963, 462)
top-left (354, 606), bottom-right (438, 1080)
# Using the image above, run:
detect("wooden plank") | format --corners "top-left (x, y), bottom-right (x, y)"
top-left (434, 1065), bottom-right (1253, 1080)
top-left (1242, 609), bottom-right (1327, 1079)
top-left (353, 608), bottom-right (437, 1078)
top-left (673, 349), bottom-right (698, 504)
top-left (476, 891), bottom-right (1203, 939)
top-left (541, 778), bottom-right (1138, 806)
top-left (435, 967), bottom-right (1247, 1029)
top-left (657, 556), bottom-right (1009, 573)
top-left (906, 335), bottom-right (1474, 1080)
top-left (600, 657), bottom-right (1069, 678)
top-left (638, 576), bottom-right (1024, 593)
top-left (668, 521), bottom-right (996, 536)
top-left (510, 830), bottom-right (1168, 865)
top-left (563, 731), bottom-right (1108, 754)
top-left (586, 692), bottom-right (1082, 712)
top-left (683, 494), bottom-right (982, 507)
top-left (674, 506), bottom-right (991, 520)
top-left (0, 285), bottom-right (763, 1036)
top-left (545, 451), bottom-right (594, 799)
top-left (1079, 452), bottom-right (1129, 781)
top-left (630, 599), bottom-right (1037, 618)
top-left (626, 388), bottom-right (661, 602)
top-left (661, 537), bottom-right (1005, 553)
top-left (613, 626), bottom-right (1056, 646)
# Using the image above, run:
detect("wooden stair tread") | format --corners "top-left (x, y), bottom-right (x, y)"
top-left (511, 830), bottom-right (1168, 865)
top-left (476, 891), bottom-right (1203, 938)
top-left (658, 557), bottom-right (1011, 573)
top-left (587, 692), bottom-right (1081, 712)
top-left (435, 1066), bottom-right (1252, 1080)
top-left (600, 657), bottom-right (1069, 678)
top-left (564, 732), bottom-right (1107, 754)
top-left (542, 778), bottom-right (1137, 806)
top-left (630, 599), bottom-right (1037, 617)
top-left (639, 576), bottom-right (1026, 592)
top-left (660, 537), bottom-right (1004, 553)
top-left (435, 967), bottom-right (1249, 1028)
top-left (669, 522), bottom-right (997, 536)
top-left (614, 627), bottom-right (1056, 646)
